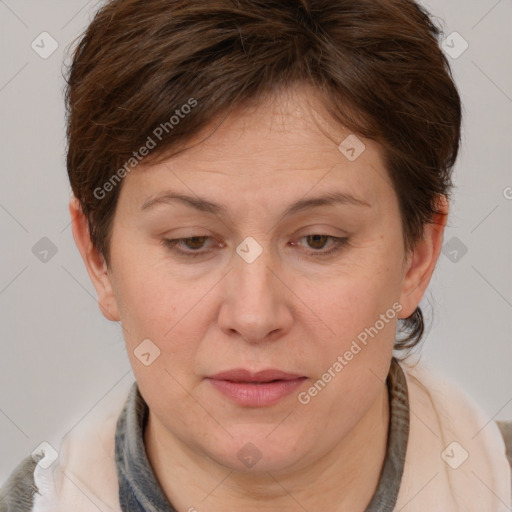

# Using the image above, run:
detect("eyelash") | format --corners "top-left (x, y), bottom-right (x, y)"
top-left (161, 235), bottom-right (349, 259)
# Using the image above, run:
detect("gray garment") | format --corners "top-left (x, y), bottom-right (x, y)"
top-left (0, 453), bottom-right (43, 512)
top-left (1, 359), bottom-right (511, 511)
top-left (115, 358), bottom-right (409, 512)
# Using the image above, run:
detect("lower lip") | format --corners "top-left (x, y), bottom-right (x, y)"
top-left (207, 378), bottom-right (307, 407)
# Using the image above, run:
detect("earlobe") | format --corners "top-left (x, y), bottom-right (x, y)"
top-left (398, 195), bottom-right (449, 319)
top-left (69, 197), bottom-right (120, 322)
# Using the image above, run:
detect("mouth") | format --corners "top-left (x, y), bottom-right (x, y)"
top-left (206, 369), bottom-right (307, 407)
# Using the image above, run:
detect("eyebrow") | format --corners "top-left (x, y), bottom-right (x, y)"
top-left (141, 190), bottom-right (371, 217)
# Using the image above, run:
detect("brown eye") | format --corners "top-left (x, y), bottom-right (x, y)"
top-left (183, 236), bottom-right (209, 250)
top-left (161, 236), bottom-right (216, 258)
top-left (306, 234), bottom-right (330, 250)
top-left (293, 234), bottom-right (349, 259)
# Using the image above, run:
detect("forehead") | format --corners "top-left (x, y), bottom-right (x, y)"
top-left (119, 85), bottom-right (393, 216)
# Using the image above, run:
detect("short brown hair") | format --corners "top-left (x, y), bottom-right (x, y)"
top-left (64, 0), bottom-right (462, 351)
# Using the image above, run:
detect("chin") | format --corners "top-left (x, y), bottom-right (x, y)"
top-left (204, 426), bottom-right (312, 474)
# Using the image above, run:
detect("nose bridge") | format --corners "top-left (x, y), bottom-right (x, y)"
top-left (232, 236), bottom-right (276, 309)
top-left (218, 236), bottom-right (289, 342)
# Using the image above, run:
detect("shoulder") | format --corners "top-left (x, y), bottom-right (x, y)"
top-left (497, 420), bottom-right (512, 474)
top-left (1, 380), bottom-right (135, 512)
top-left (0, 406), bottom-right (122, 512)
top-left (0, 452), bottom-right (42, 512)
top-left (399, 360), bottom-right (512, 498)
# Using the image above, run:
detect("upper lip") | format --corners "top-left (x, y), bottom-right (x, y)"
top-left (207, 369), bottom-right (305, 383)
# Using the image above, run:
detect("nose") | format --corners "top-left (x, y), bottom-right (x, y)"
top-left (217, 240), bottom-right (293, 344)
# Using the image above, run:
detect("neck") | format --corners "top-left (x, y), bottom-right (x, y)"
top-left (145, 383), bottom-right (389, 512)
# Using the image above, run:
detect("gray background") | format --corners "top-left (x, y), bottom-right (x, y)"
top-left (1, 0), bottom-right (511, 481)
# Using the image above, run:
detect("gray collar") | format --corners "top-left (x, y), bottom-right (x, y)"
top-left (115, 358), bottom-right (409, 511)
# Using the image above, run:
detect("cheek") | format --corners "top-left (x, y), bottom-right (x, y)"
top-left (295, 239), bottom-right (402, 405)
top-left (301, 279), bottom-right (398, 385)
top-left (292, 275), bottom-right (399, 440)
top-left (309, 244), bottom-right (402, 342)
top-left (112, 262), bottom-right (205, 407)
top-left (109, 240), bottom-right (204, 367)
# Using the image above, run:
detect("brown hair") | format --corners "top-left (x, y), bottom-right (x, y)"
top-left (64, 0), bottom-right (462, 351)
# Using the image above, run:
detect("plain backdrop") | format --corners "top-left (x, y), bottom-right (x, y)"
top-left (1, 0), bottom-right (511, 481)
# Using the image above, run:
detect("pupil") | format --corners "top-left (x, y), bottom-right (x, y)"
top-left (186, 236), bottom-right (206, 249)
top-left (308, 234), bottom-right (327, 249)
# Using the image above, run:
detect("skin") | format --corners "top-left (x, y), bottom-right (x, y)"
top-left (71, 84), bottom-right (448, 512)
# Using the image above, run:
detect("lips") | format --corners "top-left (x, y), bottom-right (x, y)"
top-left (206, 368), bottom-right (307, 407)
top-left (209, 368), bottom-right (304, 383)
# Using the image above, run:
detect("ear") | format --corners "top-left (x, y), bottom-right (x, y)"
top-left (69, 196), bottom-right (120, 322)
top-left (398, 195), bottom-right (448, 319)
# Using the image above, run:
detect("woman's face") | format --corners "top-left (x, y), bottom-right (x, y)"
top-left (92, 86), bottom-right (427, 473)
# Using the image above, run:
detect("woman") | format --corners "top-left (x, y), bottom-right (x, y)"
top-left (1, 0), bottom-right (510, 511)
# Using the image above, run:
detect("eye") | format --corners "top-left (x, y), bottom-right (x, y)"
top-left (161, 234), bottom-right (349, 259)
top-left (293, 234), bottom-right (349, 257)
top-left (302, 234), bottom-right (332, 250)
top-left (161, 236), bottom-right (217, 257)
